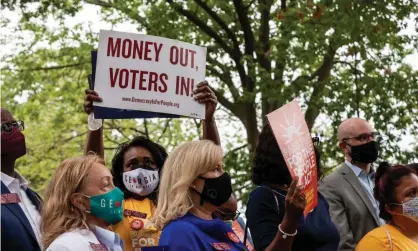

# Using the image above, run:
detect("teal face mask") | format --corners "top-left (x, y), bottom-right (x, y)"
top-left (86, 187), bottom-right (124, 225)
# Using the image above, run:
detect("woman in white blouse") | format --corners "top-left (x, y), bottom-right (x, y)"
top-left (41, 155), bottom-right (125, 251)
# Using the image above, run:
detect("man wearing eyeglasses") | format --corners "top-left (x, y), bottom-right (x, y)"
top-left (1, 108), bottom-right (42, 251)
top-left (319, 118), bottom-right (384, 251)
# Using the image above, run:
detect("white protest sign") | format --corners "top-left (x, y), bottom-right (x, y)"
top-left (94, 30), bottom-right (207, 119)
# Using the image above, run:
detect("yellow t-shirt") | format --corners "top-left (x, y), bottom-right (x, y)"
top-left (356, 224), bottom-right (418, 251)
top-left (113, 198), bottom-right (161, 251)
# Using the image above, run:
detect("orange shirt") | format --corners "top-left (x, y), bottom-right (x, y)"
top-left (356, 224), bottom-right (418, 251)
top-left (113, 198), bottom-right (161, 251)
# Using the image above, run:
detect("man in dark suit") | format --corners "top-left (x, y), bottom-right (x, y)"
top-left (1, 107), bottom-right (42, 251)
top-left (319, 118), bottom-right (384, 251)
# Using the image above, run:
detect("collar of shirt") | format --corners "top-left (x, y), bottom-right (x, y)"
top-left (1, 171), bottom-right (29, 191)
top-left (345, 160), bottom-right (375, 179)
top-left (94, 226), bottom-right (123, 249)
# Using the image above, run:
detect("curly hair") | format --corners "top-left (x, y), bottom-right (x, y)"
top-left (374, 162), bottom-right (416, 221)
top-left (252, 124), bottom-right (322, 186)
top-left (111, 136), bottom-right (168, 204)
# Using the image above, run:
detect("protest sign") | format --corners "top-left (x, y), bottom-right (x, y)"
top-left (94, 30), bottom-right (207, 119)
top-left (267, 100), bottom-right (318, 216)
top-left (90, 50), bottom-right (179, 119)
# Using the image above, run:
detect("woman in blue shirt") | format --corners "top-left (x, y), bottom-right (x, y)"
top-left (153, 140), bottom-right (247, 250)
top-left (246, 124), bottom-right (340, 251)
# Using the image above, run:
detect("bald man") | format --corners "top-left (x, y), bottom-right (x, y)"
top-left (1, 108), bottom-right (42, 251)
top-left (318, 118), bottom-right (384, 251)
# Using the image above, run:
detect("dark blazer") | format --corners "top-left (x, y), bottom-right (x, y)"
top-left (1, 181), bottom-right (42, 251)
top-left (318, 163), bottom-right (381, 251)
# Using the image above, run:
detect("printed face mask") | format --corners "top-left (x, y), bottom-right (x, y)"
top-left (348, 141), bottom-right (379, 164)
top-left (392, 197), bottom-right (418, 222)
top-left (123, 165), bottom-right (159, 196)
top-left (191, 172), bottom-right (232, 207)
top-left (86, 187), bottom-right (124, 225)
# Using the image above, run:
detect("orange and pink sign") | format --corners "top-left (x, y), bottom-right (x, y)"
top-left (267, 99), bottom-right (318, 216)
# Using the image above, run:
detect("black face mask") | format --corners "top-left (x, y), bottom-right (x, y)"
top-left (348, 141), bottom-right (379, 164)
top-left (191, 172), bottom-right (232, 206)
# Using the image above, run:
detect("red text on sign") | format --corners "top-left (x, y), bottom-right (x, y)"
top-left (175, 76), bottom-right (195, 97)
top-left (109, 68), bottom-right (168, 93)
top-left (169, 46), bottom-right (197, 69)
top-left (107, 37), bottom-right (163, 62)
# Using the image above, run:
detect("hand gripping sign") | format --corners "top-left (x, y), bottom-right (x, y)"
top-left (94, 30), bottom-right (207, 119)
top-left (267, 100), bottom-right (318, 216)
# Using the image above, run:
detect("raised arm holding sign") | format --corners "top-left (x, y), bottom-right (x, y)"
top-left (82, 31), bottom-right (221, 251)
top-left (93, 30), bottom-right (207, 119)
top-left (266, 100), bottom-right (318, 216)
top-left (246, 100), bottom-right (340, 251)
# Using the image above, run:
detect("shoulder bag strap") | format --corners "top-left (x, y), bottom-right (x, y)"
top-left (243, 186), bottom-right (281, 249)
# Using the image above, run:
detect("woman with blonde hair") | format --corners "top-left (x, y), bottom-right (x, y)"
top-left (153, 140), bottom-right (247, 250)
top-left (41, 155), bottom-right (125, 251)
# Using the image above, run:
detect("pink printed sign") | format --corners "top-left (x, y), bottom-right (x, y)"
top-left (267, 100), bottom-right (318, 216)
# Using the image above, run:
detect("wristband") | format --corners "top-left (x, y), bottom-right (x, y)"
top-left (88, 113), bottom-right (103, 131)
top-left (278, 224), bottom-right (297, 239)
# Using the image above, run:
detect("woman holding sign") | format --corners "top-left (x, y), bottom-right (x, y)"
top-left (83, 81), bottom-right (221, 251)
top-left (245, 124), bottom-right (339, 251)
top-left (152, 140), bottom-right (247, 250)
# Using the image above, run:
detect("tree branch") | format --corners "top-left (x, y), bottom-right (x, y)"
top-left (193, 0), bottom-right (240, 53)
top-left (193, 119), bottom-right (202, 140)
top-left (206, 46), bottom-right (249, 92)
top-left (128, 127), bottom-right (146, 136)
top-left (104, 134), bottom-right (121, 145)
top-left (206, 60), bottom-right (240, 101)
top-left (280, 0), bottom-right (286, 10)
top-left (143, 119), bottom-right (149, 138)
top-left (305, 45), bottom-right (337, 131)
top-left (2, 62), bottom-right (88, 72)
top-left (168, 0), bottom-right (251, 92)
top-left (257, 0), bottom-right (272, 71)
top-left (233, 0), bottom-right (255, 55)
top-left (166, 0), bottom-right (235, 57)
top-left (106, 120), bottom-right (127, 139)
top-left (84, 0), bottom-right (111, 7)
top-left (157, 118), bottom-right (173, 142)
top-left (211, 88), bottom-right (240, 116)
top-left (104, 147), bottom-right (118, 151)
top-left (224, 144), bottom-right (248, 159)
top-left (47, 131), bottom-right (88, 152)
top-left (85, 0), bottom-right (150, 30)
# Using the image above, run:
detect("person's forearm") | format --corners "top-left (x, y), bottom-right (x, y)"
top-left (265, 213), bottom-right (299, 251)
top-left (203, 118), bottom-right (221, 146)
top-left (84, 127), bottom-right (104, 159)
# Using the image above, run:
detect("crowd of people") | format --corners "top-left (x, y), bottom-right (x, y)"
top-left (1, 79), bottom-right (418, 251)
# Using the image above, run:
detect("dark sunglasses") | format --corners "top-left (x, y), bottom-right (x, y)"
top-left (217, 209), bottom-right (240, 221)
top-left (1, 121), bottom-right (24, 133)
top-left (343, 132), bottom-right (379, 143)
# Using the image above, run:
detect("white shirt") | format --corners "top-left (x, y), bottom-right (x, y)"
top-left (1, 171), bottom-right (42, 246)
top-left (47, 227), bottom-right (123, 251)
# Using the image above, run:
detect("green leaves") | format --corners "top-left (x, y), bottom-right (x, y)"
top-left (2, 0), bottom-right (417, 199)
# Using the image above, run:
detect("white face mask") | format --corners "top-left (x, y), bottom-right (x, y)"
top-left (392, 197), bottom-right (418, 221)
top-left (123, 167), bottom-right (159, 196)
